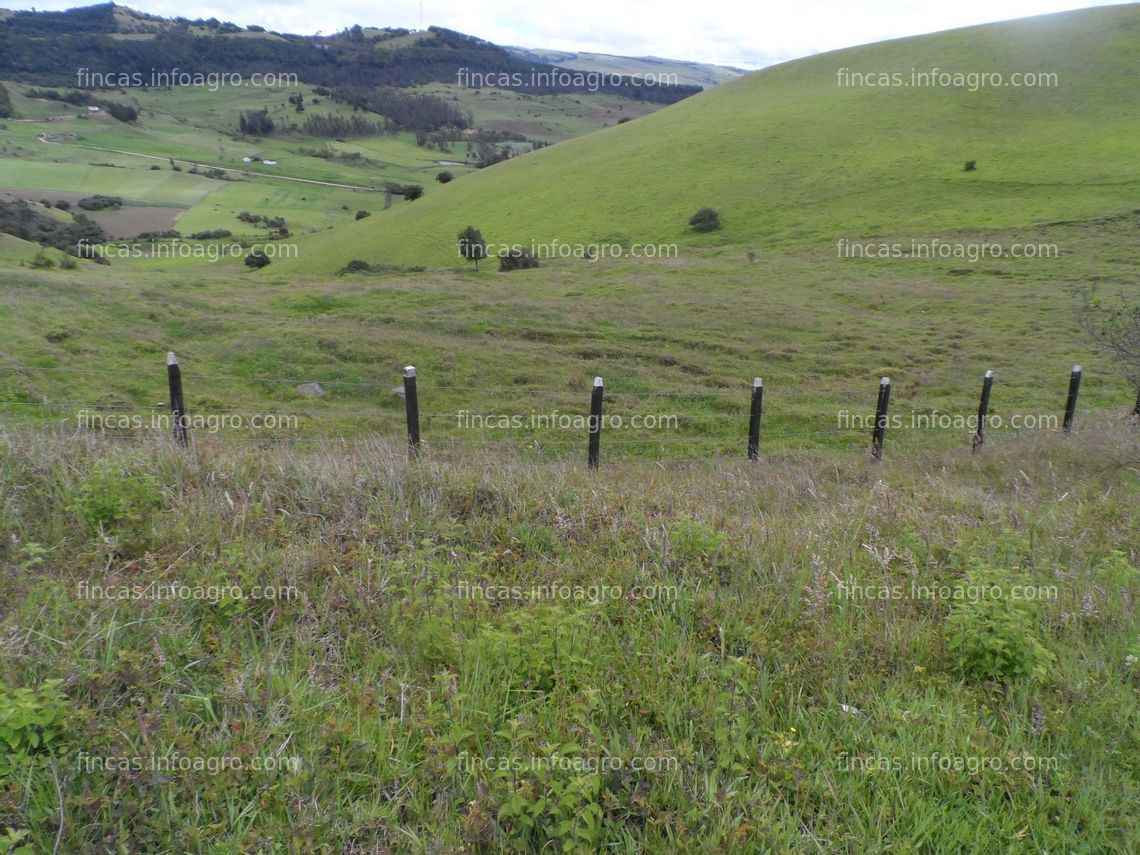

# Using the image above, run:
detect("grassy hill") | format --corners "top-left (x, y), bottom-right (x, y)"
top-left (504, 46), bottom-right (744, 88)
top-left (289, 4), bottom-right (1140, 272)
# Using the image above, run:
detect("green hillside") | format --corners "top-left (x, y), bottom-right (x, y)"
top-left (290, 4), bottom-right (1140, 272)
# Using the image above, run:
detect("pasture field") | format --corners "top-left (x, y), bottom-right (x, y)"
top-left (0, 5), bottom-right (1136, 853)
top-left (0, 424), bottom-right (1135, 851)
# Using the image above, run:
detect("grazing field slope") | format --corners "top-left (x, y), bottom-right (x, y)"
top-left (289, 3), bottom-right (1140, 271)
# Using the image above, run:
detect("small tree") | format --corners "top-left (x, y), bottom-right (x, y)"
top-left (458, 226), bottom-right (487, 270)
top-left (404, 185), bottom-right (424, 201)
top-left (689, 207), bottom-right (721, 232)
top-left (436, 171), bottom-right (454, 184)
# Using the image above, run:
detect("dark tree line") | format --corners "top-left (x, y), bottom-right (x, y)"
top-left (0, 198), bottom-right (107, 254)
top-left (301, 114), bottom-right (384, 137)
top-left (25, 87), bottom-right (137, 121)
top-left (330, 87), bottom-right (470, 132)
top-left (238, 109), bottom-right (274, 136)
top-left (0, 8), bottom-right (702, 106)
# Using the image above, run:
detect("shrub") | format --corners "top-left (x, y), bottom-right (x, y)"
top-left (403, 184), bottom-right (424, 201)
top-left (964, 160), bottom-right (977, 171)
top-left (354, 210), bottom-right (370, 220)
top-left (689, 207), bottom-right (721, 232)
top-left (67, 459), bottom-right (162, 536)
top-left (944, 565), bottom-right (1055, 683)
top-left (29, 251), bottom-right (54, 269)
top-left (245, 250), bottom-right (271, 269)
top-left (498, 248), bottom-right (539, 271)
top-left (339, 259), bottom-right (372, 274)
top-left (436, 170), bottom-right (454, 183)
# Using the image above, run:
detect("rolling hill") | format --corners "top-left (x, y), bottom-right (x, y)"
top-left (504, 46), bottom-right (744, 88)
top-left (289, 3), bottom-right (1140, 272)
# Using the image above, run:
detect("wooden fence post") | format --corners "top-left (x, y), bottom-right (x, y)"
top-left (403, 365), bottom-right (421, 454)
top-left (871, 375), bottom-right (891, 461)
top-left (972, 369), bottom-right (993, 453)
top-left (587, 376), bottom-right (603, 470)
top-left (166, 351), bottom-right (188, 447)
top-left (1062, 364), bottom-right (1081, 435)
top-left (747, 377), bottom-right (763, 461)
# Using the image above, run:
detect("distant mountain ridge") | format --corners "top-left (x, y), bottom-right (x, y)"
top-left (504, 47), bottom-right (745, 88)
top-left (0, 3), bottom-right (702, 103)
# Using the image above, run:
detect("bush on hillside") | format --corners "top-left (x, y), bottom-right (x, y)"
top-left (498, 248), bottom-right (539, 272)
top-left (244, 250), bottom-right (271, 269)
top-left (689, 207), bottom-right (721, 232)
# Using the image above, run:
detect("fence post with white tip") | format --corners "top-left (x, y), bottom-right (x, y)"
top-left (747, 377), bottom-right (763, 460)
top-left (973, 370), bottom-right (993, 453)
top-left (403, 365), bottom-right (421, 453)
top-left (166, 352), bottom-right (188, 447)
top-left (587, 376), bottom-right (603, 470)
top-left (871, 375), bottom-right (891, 461)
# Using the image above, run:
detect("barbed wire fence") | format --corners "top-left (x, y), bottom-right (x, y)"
top-left (1, 353), bottom-right (1135, 465)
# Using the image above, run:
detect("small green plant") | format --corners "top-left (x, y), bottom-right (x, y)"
top-left (67, 459), bottom-right (162, 537)
top-left (0, 679), bottom-right (68, 758)
top-left (498, 771), bottom-right (605, 853)
top-left (944, 565), bottom-right (1055, 683)
top-left (668, 515), bottom-right (728, 575)
top-left (17, 542), bottom-right (49, 571)
top-left (0, 827), bottom-right (34, 855)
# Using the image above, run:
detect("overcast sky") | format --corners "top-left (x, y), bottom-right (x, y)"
top-left (16, 1), bottom-right (1132, 66)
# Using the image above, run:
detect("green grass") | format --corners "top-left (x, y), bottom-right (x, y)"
top-left (286, 4), bottom-right (1140, 272)
top-left (0, 7), bottom-right (1138, 851)
top-left (0, 213), bottom-right (1135, 454)
top-left (0, 427), bottom-right (1135, 851)
top-left (0, 77), bottom-right (671, 245)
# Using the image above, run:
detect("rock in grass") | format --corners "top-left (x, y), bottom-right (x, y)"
top-left (296, 382), bottom-right (325, 397)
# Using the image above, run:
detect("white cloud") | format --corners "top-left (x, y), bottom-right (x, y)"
top-left (15, 0), bottom-right (1130, 66)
